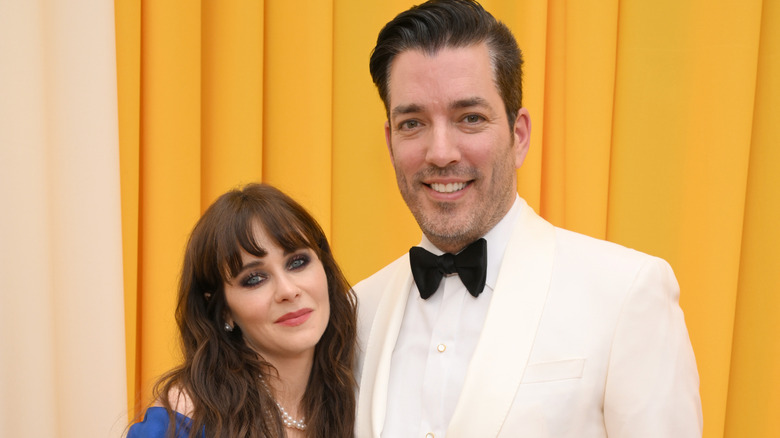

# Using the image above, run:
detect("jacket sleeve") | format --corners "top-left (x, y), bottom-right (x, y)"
top-left (603, 257), bottom-right (703, 437)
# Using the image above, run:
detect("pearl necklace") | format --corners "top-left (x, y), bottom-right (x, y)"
top-left (259, 376), bottom-right (307, 431)
top-left (276, 401), bottom-right (306, 431)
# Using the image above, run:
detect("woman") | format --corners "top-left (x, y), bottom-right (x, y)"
top-left (128, 183), bottom-right (357, 437)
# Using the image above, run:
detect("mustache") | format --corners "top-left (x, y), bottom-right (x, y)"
top-left (414, 164), bottom-right (479, 180)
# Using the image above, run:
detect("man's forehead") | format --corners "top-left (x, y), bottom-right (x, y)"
top-left (391, 43), bottom-right (491, 67)
top-left (386, 44), bottom-right (500, 119)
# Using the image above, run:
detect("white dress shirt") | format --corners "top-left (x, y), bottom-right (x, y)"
top-left (382, 197), bottom-right (522, 438)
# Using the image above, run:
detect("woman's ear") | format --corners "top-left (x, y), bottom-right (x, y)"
top-left (223, 314), bottom-right (235, 332)
top-left (219, 296), bottom-right (235, 330)
top-left (223, 309), bottom-right (234, 326)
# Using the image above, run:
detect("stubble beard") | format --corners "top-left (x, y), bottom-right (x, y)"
top-left (395, 159), bottom-right (516, 253)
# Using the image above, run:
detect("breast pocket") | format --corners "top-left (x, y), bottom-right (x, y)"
top-left (520, 358), bottom-right (586, 384)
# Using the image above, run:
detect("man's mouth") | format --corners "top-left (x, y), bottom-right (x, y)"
top-left (429, 182), bottom-right (468, 193)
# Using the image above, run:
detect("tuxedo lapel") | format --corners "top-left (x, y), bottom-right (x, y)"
top-left (356, 256), bottom-right (413, 438)
top-left (447, 202), bottom-right (556, 437)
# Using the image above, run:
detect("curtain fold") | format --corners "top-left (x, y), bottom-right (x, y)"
top-left (263, 0), bottom-right (335, 231)
top-left (135, 0), bottom-right (203, 408)
top-left (106, 1), bottom-right (777, 437)
top-left (1, 1), bottom-right (127, 436)
top-left (606, 1), bottom-right (763, 433)
top-left (725, 0), bottom-right (780, 435)
top-left (114, 0), bottom-right (141, 415)
top-left (201, 0), bottom-right (264, 204)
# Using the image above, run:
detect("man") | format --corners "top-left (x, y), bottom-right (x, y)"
top-left (354, 1), bottom-right (703, 437)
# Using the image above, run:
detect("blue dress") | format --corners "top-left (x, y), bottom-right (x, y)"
top-left (128, 407), bottom-right (204, 438)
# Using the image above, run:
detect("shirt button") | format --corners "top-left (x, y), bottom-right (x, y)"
top-left (425, 434), bottom-right (434, 438)
top-left (436, 343), bottom-right (446, 352)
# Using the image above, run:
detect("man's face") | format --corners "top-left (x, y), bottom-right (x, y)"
top-left (385, 43), bottom-right (530, 253)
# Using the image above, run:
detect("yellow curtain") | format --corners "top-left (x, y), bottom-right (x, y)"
top-left (115, 1), bottom-right (779, 437)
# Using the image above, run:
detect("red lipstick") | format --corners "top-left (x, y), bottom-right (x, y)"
top-left (275, 308), bottom-right (313, 326)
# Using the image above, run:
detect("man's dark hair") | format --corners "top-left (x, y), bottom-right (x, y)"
top-left (369, 0), bottom-right (524, 126)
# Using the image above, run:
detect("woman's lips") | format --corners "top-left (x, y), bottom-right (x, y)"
top-left (275, 308), bottom-right (313, 326)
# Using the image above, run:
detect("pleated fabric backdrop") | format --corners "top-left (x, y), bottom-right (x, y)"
top-left (0, 0), bottom-right (776, 437)
top-left (0, 1), bottom-right (128, 436)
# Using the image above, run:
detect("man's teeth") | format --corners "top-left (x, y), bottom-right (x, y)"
top-left (430, 182), bottom-right (467, 193)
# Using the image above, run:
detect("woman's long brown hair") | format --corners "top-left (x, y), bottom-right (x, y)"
top-left (148, 183), bottom-right (356, 437)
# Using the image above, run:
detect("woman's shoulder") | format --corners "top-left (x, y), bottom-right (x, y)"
top-left (127, 407), bottom-right (196, 438)
top-left (161, 385), bottom-right (196, 417)
top-left (127, 387), bottom-right (198, 437)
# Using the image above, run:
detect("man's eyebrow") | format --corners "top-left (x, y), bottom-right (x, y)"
top-left (451, 97), bottom-right (490, 110)
top-left (390, 98), bottom-right (490, 120)
top-left (391, 103), bottom-right (424, 119)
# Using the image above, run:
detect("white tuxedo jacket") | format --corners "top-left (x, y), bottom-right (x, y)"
top-left (354, 199), bottom-right (702, 437)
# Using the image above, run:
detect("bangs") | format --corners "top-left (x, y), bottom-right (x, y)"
top-left (219, 199), bottom-right (318, 281)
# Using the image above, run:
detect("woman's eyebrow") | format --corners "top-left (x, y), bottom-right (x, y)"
top-left (237, 259), bottom-right (264, 274)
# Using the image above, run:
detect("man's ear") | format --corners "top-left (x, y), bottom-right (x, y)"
top-left (385, 120), bottom-right (394, 164)
top-left (512, 108), bottom-right (531, 169)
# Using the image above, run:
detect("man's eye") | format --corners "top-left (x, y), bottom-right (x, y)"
top-left (463, 114), bottom-right (483, 123)
top-left (399, 120), bottom-right (419, 130)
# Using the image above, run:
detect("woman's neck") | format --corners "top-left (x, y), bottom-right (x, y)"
top-left (265, 352), bottom-right (314, 419)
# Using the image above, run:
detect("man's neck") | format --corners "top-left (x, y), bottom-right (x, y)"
top-left (424, 195), bottom-right (520, 254)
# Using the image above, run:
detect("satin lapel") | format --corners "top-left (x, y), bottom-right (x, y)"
top-left (447, 202), bottom-right (556, 437)
top-left (356, 257), bottom-right (413, 438)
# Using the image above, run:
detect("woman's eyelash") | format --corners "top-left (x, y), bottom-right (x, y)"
top-left (241, 271), bottom-right (264, 287)
top-left (237, 252), bottom-right (311, 287)
top-left (289, 254), bottom-right (310, 270)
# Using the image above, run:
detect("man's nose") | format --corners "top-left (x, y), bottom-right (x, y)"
top-left (425, 124), bottom-right (461, 167)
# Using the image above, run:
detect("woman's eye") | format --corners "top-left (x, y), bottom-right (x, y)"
top-left (288, 254), bottom-right (310, 270)
top-left (242, 272), bottom-right (264, 287)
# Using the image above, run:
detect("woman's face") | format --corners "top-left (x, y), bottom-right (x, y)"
top-left (223, 222), bottom-right (330, 365)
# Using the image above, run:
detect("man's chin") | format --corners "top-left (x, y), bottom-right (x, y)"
top-left (419, 220), bottom-right (475, 248)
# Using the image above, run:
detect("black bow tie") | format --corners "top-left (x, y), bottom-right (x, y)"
top-left (409, 238), bottom-right (487, 299)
